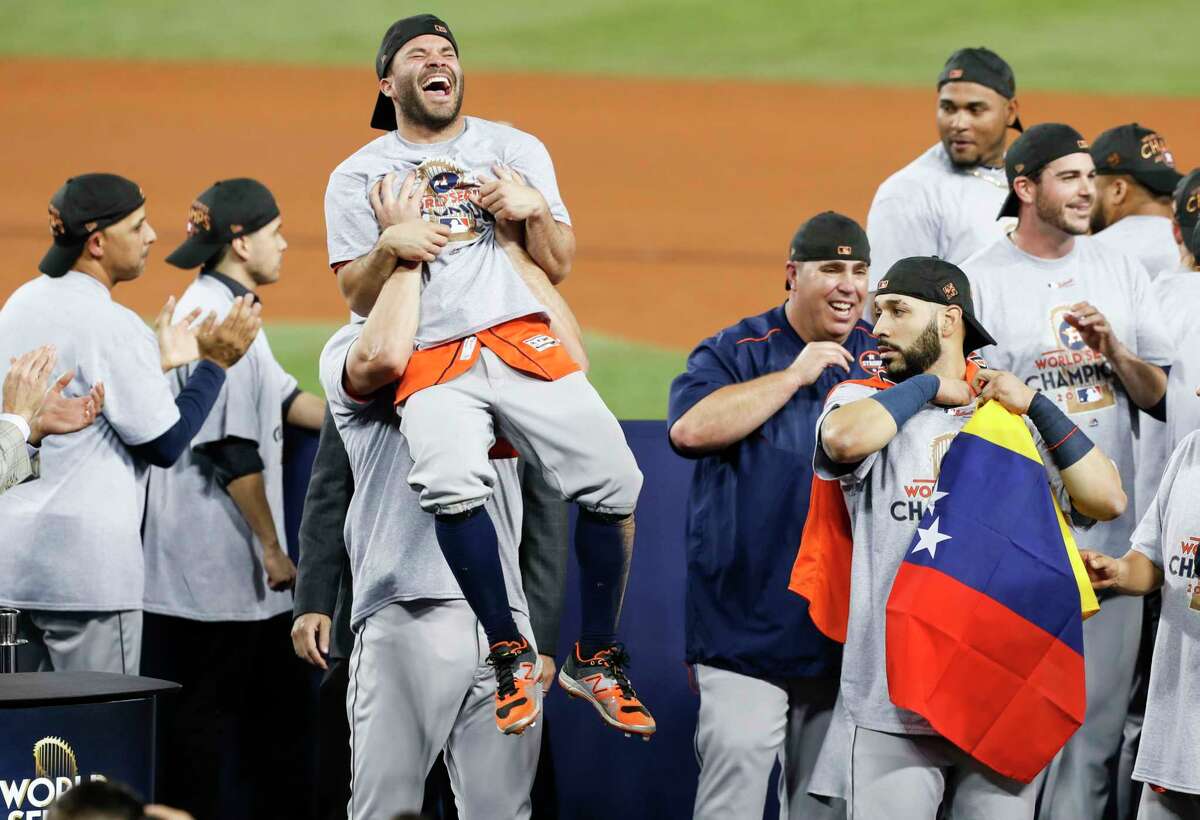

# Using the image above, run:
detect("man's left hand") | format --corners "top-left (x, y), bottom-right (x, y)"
top-left (478, 164), bottom-right (548, 222)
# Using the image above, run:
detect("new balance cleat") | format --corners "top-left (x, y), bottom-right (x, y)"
top-left (486, 637), bottom-right (543, 735)
top-left (558, 642), bottom-right (656, 738)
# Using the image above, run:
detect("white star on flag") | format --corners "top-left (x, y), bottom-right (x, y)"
top-left (929, 488), bottom-right (948, 509)
top-left (912, 516), bottom-right (952, 559)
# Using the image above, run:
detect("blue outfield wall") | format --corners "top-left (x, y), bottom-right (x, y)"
top-left (282, 420), bottom-right (784, 817)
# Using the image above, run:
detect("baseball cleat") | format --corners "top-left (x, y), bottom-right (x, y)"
top-left (558, 642), bottom-right (656, 738)
top-left (486, 636), bottom-right (543, 735)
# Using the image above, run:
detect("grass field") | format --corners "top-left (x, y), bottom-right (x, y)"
top-left (3, 0), bottom-right (1196, 95)
top-left (266, 323), bottom-right (689, 420)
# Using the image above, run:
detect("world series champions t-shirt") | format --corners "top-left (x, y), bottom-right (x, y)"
top-left (867, 142), bottom-right (1014, 288)
top-left (813, 379), bottom-right (1079, 735)
top-left (325, 116), bottom-right (570, 349)
top-left (667, 308), bottom-right (880, 679)
top-left (1093, 215), bottom-right (1182, 283)
top-left (319, 323), bottom-right (527, 629)
top-left (1129, 430), bottom-right (1200, 795)
top-left (965, 235), bottom-right (1173, 556)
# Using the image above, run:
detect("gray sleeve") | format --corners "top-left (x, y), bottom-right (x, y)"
top-left (294, 406), bottom-right (355, 619)
top-left (1130, 432), bottom-right (1193, 567)
top-left (867, 184), bottom-right (939, 289)
top-left (516, 453), bottom-right (569, 654)
top-left (325, 169), bottom-right (381, 267)
top-left (505, 134), bottom-right (571, 225)
top-left (100, 321), bottom-right (181, 446)
top-left (813, 382), bottom-right (883, 482)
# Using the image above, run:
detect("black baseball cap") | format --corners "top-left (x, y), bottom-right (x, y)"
top-left (165, 178), bottom-right (280, 269)
top-left (1091, 123), bottom-right (1183, 196)
top-left (789, 211), bottom-right (870, 263)
top-left (997, 123), bottom-right (1091, 219)
top-left (40, 173), bottom-right (145, 277)
top-left (1174, 169), bottom-right (1200, 234)
top-left (1189, 220), bottom-right (1200, 261)
top-left (875, 256), bottom-right (996, 353)
top-left (370, 14), bottom-right (458, 131)
top-left (937, 47), bottom-right (1023, 132)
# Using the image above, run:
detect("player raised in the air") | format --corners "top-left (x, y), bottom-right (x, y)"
top-left (324, 14), bottom-right (653, 739)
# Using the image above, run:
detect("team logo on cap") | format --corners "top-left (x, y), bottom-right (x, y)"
top-left (942, 282), bottom-right (958, 299)
top-left (1106, 152), bottom-right (1122, 168)
top-left (230, 223), bottom-right (244, 235)
top-left (947, 68), bottom-right (964, 79)
top-left (1014, 163), bottom-right (1025, 174)
top-left (1139, 132), bottom-right (1175, 166)
top-left (186, 201), bottom-right (212, 236)
top-left (434, 23), bottom-right (448, 33)
top-left (837, 245), bottom-right (852, 256)
top-left (48, 204), bottom-right (65, 237)
top-left (1077, 140), bottom-right (1089, 149)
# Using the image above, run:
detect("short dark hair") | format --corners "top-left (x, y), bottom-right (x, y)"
top-left (49, 780), bottom-right (144, 820)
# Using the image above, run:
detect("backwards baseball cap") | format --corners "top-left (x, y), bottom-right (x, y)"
top-left (997, 123), bottom-right (1090, 219)
top-left (1174, 169), bottom-right (1200, 235)
top-left (370, 14), bottom-right (458, 131)
top-left (1091, 123), bottom-right (1183, 196)
top-left (165, 178), bottom-right (280, 270)
top-left (875, 256), bottom-right (996, 354)
top-left (938, 47), bottom-right (1023, 132)
top-left (40, 173), bottom-right (145, 277)
top-left (789, 211), bottom-right (870, 264)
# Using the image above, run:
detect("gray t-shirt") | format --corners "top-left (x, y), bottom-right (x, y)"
top-left (325, 117), bottom-right (570, 348)
top-left (318, 323), bottom-right (527, 629)
top-left (1156, 268), bottom-right (1200, 453)
top-left (814, 380), bottom-right (1076, 735)
top-left (965, 236), bottom-right (1174, 556)
top-left (866, 142), bottom-right (1013, 287)
top-left (1093, 215), bottom-right (1181, 282)
top-left (0, 272), bottom-right (180, 611)
top-left (1130, 430), bottom-right (1200, 794)
top-left (143, 275), bottom-right (298, 622)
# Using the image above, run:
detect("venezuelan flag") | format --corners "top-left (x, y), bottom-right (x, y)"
top-left (885, 400), bottom-right (1098, 784)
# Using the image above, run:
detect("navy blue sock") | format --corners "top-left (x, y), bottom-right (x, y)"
top-left (575, 509), bottom-right (630, 658)
top-left (434, 508), bottom-right (520, 647)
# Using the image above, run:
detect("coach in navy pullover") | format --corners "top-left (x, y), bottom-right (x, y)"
top-left (668, 212), bottom-right (876, 820)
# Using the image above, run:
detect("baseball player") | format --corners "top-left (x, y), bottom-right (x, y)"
top-left (667, 212), bottom-right (876, 820)
top-left (1090, 123), bottom-right (1185, 279)
top-left (325, 14), bottom-right (651, 738)
top-left (1163, 222), bottom-right (1200, 454)
top-left (319, 306), bottom-right (542, 819)
top-left (816, 256), bottom-right (1125, 818)
top-left (0, 173), bottom-right (259, 674)
top-left (1080, 416), bottom-right (1200, 820)
top-left (961, 123), bottom-right (1175, 820)
top-left (0, 345), bottom-right (103, 495)
top-left (140, 179), bottom-right (325, 819)
top-left (866, 47), bottom-right (1023, 284)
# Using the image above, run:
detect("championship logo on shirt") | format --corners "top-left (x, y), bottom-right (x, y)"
top-left (1025, 306), bottom-right (1115, 414)
top-left (891, 432), bottom-right (959, 522)
top-left (413, 157), bottom-right (492, 243)
top-left (1172, 535), bottom-right (1200, 609)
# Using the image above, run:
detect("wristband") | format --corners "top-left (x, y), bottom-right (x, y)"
top-left (869, 374), bottom-right (939, 428)
top-left (1027, 392), bottom-right (1095, 469)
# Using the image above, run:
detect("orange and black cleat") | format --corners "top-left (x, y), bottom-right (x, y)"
top-left (558, 642), bottom-right (656, 740)
top-left (486, 636), bottom-right (543, 735)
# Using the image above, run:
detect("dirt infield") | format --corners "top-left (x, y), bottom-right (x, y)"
top-left (2, 58), bottom-right (1197, 348)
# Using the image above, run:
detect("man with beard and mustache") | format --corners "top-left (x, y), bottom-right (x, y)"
top-left (815, 256), bottom-right (1126, 819)
top-left (866, 48), bottom-right (1023, 285)
top-left (325, 14), bottom-right (652, 748)
top-left (962, 123), bottom-right (1174, 820)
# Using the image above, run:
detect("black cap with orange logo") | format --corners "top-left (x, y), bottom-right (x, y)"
top-left (997, 123), bottom-right (1091, 219)
top-left (1090, 123), bottom-right (1183, 196)
top-left (371, 14), bottom-right (458, 131)
top-left (789, 211), bottom-right (870, 264)
top-left (937, 47), bottom-right (1023, 132)
top-left (40, 173), bottom-right (145, 278)
top-left (876, 256), bottom-right (996, 353)
top-left (1174, 169), bottom-right (1200, 235)
top-left (165, 178), bottom-right (279, 269)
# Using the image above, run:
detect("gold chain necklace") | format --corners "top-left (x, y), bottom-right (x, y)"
top-left (967, 167), bottom-right (1008, 189)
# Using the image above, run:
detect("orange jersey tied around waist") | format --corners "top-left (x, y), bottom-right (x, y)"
top-left (394, 315), bottom-right (580, 406)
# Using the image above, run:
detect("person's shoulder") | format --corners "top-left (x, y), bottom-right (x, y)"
top-left (1077, 235), bottom-right (1147, 281)
top-left (706, 305), bottom-right (788, 350)
top-left (469, 116), bottom-right (543, 146)
top-left (873, 144), bottom-right (945, 199)
top-left (961, 236), bottom-right (1013, 274)
top-left (329, 133), bottom-right (396, 180)
top-left (845, 320), bottom-right (878, 353)
top-left (318, 322), bottom-right (363, 397)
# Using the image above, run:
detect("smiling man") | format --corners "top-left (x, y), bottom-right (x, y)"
top-left (866, 47), bottom-right (1023, 283)
top-left (962, 123), bottom-right (1174, 820)
top-left (668, 212), bottom-right (877, 820)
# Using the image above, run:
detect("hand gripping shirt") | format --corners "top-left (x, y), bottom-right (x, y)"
top-left (813, 377), bottom-right (1075, 735)
top-left (667, 308), bottom-right (880, 679)
top-left (325, 117), bottom-right (570, 348)
top-left (867, 142), bottom-right (1013, 288)
top-left (1130, 430), bottom-right (1200, 795)
top-left (965, 236), bottom-right (1173, 556)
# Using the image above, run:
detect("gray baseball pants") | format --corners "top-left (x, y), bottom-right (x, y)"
top-left (402, 348), bottom-right (642, 516)
top-left (346, 599), bottom-right (541, 820)
top-left (849, 726), bottom-right (1036, 819)
top-left (692, 664), bottom-right (844, 820)
top-left (16, 609), bottom-right (141, 673)
top-left (1037, 593), bottom-right (1142, 819)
